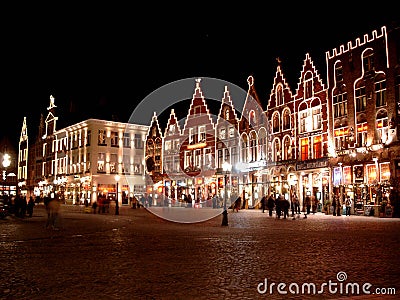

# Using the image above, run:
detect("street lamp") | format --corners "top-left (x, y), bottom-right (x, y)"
top-left (221, 161), bottom-right (232, 226)
top-left (115, 174), bottom-right (120, 215)
top-left (2, 153), bottom-right (11, 197)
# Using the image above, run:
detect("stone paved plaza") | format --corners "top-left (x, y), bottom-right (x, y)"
top-left (1, 205), bottom-right (399, 299)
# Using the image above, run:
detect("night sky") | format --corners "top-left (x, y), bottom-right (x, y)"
top-left (2, 5), bottom-right (399, 150)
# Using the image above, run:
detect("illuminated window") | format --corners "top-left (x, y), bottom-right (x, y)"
top-left (134, 134), bottom-right (143, 149)
top-left (86, 130), bottom-right (91, 146)
top-left (97, 153), bottom-right (105, 172)
top-left (258, 128), bottom-right (267, 160)
top-left (249, 110), bottom-right (256, 126)
top-left (283, 137), bottom-right (291, 160)
top-left (334, 127), bottom-right (349, 150)
top-left (123, 133), bottom-right (130, 148)
top-left (231, 147), bottom-right (238, 166)
top-left (250, 131), bottom-right (257, 161)
top-left (355, 86), bottom-right (366, 112)
top-left (375, 80), bottom-right (386, 107)
top-left (376, 110), bottom-right (388, 143)
top-left (109, 154), bottom-right (117, 173)
top-left (164, 140), bottom-right (171, 151)
top-left (343, 166), bottom-right (351, 185)
top-left (110, 131), bottom-right (118, 147)
top-left (313, 135), bottom-right (322, 159)
top-left (224, 148), bottom-right (230, 165)
top-left (273, 113), bottom-right (280, 133)
top-left (363, 51), bottom-right (374, 72)
top-left (219, 128), bottom-right (226, 139)
top-left (282, 109), bottom-right (291, 130)
top-left (98, 130), bottom-right (106, 145)
top-left (122, 154), bottom-right (130, 173)
top-left (229, 127), bottom-right (235, 138)
top-left (312, 106), bottom-right (321, 130)
top-left (299, 109), bottom-right (307, 133)
top-left (300, 138), bottom-right (308, 160)
top-left (217, 149), bottom-right (223, 168)
top-left (274, 139), bottom-right (281, 161)
top-left (356, 123), bottom-right (368, 147)
top-left (204, 148), bottom-right (212, 167)
top-left (304, 73), bottom-right (313, 99)
top-left (199, 126), bottom-right (206, 142)
top-left (225, 109), bottom-right (230, 120)
top-left (185, 151), bottom-right (192, 169)
top-left (333, 167), bottom-right (341, 186)
top-left (366, 164), bottom-right (377, 185)
top-left (276, 85), bottom-right (283, 106)
top-left (380, 162), bottom-right (390, 182)
top-left (333, 92), bottom-right (348, 117)
top-left (335, 64), bottom-right (343, 82)
top-left (194, 149), bottom-right (201, 167)
top-left (241, 135), bottom-right (248, 162)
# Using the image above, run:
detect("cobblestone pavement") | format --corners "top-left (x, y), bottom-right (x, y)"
top-left (1, 205), bottom-right (399, 299)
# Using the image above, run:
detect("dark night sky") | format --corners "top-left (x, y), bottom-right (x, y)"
top-left (1, 5), bottom-right (399, 151)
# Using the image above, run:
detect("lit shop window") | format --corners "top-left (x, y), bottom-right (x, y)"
top-left (300, 138), bottom-right (309, 161)
top-left (380, 162), bottom-right (390, 182)
top-left (366, 164), bottom-right (377, 185)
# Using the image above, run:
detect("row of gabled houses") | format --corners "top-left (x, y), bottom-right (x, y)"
top-left (14, 23), bottom-right (399, 216)
top-left (144, 24), bottom-right (400, 216)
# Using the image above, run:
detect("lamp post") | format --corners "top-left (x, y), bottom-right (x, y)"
top-left (2, 153), bottom-right (11, 197)
top-left (221, 161), bottom-right (232, 226)
top-left (115, 174), bottom-right (120, 215)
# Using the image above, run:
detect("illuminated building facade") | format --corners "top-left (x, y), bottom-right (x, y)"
top-left (144, 23), bottom-right (399, 215)
top-left (326, 25), bottom-right (400, 216)
top-left (18, 96), bottom-right (148, 205)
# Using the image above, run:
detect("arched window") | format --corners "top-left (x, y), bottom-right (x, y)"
top-left (304, 72), bottom-right (313, 99)
top-left (376, 109), bottom-right (388, 143)
top-left (283, 136), bottom-right (291, 160)
top-left (250, 131), bottom-right (258, 162)
top-left (258, 128), bottom-right (267, 160)
top-left (274, 139), bottom-right (281, 161)
top-left (276, 85), bottom-right (283, 106)
top-left (249, 110), bottom-right (256, 126)
top-left (273, 112), bottom-right (280, 133)
top-left (362, 49), bottom-right (374, 73)
top-left (241, 134), bottom-right (249, 163)
top-left (225, 108), bottom-right (230, 120)
top-left (282, 109), bottom-right (291, 131)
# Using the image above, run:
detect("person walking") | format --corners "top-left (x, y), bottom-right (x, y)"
top-left (261, 195), bottom-right (266, 213)
top-left (332, 195), bottom-right (337, 216)
top-left (275, 194), bottom-right (283, 219)
top-left (305, 194), bottom-right (311, 215)
top-left (336, 196), bottom-right (342, 216)
top-left (293, 193), bottom-right (300, 214)
top-left (27, 196), bottom-right (35, 217)
top-left (345, 196), bottom-right (352, 216)
top-left (267, 193), bottom-right (275, 217)
top-left (282, 196), bottom-right (290, 219)
top-left (47, 197), bottom-right (61, 230)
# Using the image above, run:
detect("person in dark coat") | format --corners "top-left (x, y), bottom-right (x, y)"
top-left (267, 194), bottom-right (275, 217)
top-left (282, 196), bottom-right (290, 219)
top-left (305, 195), bottom-right (311, 215)
top-left (260, 195), bottom-right (266, 213)
top-left (27, 196), bottom-right (35, 217)
top-left (275, 194), bottom-right (282, 219)
top-left (332, 195), bottom-right (337, 216)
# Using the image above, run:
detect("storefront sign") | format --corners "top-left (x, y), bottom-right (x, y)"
top-left (296, 158), bottom-right (328, 170)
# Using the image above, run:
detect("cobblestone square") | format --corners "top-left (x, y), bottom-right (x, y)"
top-left (1, 205), bottom-right (399, 299)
